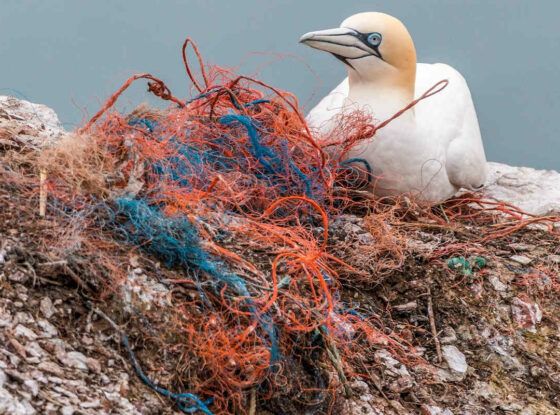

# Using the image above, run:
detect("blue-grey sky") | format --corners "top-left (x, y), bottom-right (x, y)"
top-left (1, 0), bottom-right (558, 170)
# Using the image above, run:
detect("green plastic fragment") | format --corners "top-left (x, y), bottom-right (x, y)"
top-left (473, 257), bottom-right (487, 269)
top-left (448, 256), bottom-right (469, 271)
top-left (447, 256), bottom-right (486, 275)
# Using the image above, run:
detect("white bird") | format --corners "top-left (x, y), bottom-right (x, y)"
top-left (300, 12), bottom-right (487, 202)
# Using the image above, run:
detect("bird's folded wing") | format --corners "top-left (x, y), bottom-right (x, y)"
top-left (416, 63), bottom-right (487, 189)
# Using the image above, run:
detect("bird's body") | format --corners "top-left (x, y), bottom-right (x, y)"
top-left (300, 12), bottom-right (487, 202)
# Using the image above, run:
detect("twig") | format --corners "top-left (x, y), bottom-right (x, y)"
top-left (90, 305), bottom-right (121, 332)
top-left (438, 204), bottom-right (450, 223)
top-left (38, 260), bottom-right (68, 267)
top-left (248, 389), bottom-right (256, 415)
top-left (426, 287), bottom-right (442, 364)
top-left (39, 170), bottom-right (47, 217)
top-left (63, 265), bottom-right (86, 289)
top-left (363, 366), bottom-right (402, 413)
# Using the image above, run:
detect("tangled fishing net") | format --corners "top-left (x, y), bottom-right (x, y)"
top-left (4, 39), bottom-right (559, 414)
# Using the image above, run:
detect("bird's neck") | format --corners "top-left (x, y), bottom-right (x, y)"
top-left (347, 69), bottom-right (416, 121)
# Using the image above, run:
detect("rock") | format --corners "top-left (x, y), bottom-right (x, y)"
top-left (469, 381), bottom-right (498, 401)
top-left (29, 370), bottom-right (47, 384)
top-left (0, 307), bottom-right (12, 328)
top-left (8, 336), bottom-right (27, 358)
top-left (350, 380), bottom-right (369, 395)
top-left (47, 376), bottom-right (64, 384)
top-left (341, 223), bottom-right (366, 240)
top-left (39, 297), bottom-right (55, 319)
top-left (441, 345), bottom-right (468, 381)
top-left (484, 162), bottom-right (560, 216)
top-left (37, 319), bottom-right (58, 338)
top-left (355, 232), bottom-right (374, 245)
top-left (0, 247), bottom-right (7, 265)
top-left (530, 366), bottom-right (545, 378)
top-left (509, 255), bottom-right (532, 266)
top-left (7, 271), bottom-right (28, 283)
top-left (344, 398), bottom-right (383, 415)
top-left (79, 399), bottom-right (101, 409)
top-left (0, 95), bottom-right (66, 149)
top-left (121, 268), bottom-right (169, 312)
top-left (1, 95), bottom-right (559, 415)
top-left (488, 274), bottom-right (507, 292)
top-left (413, 346), bottom-right (426, 357)
top-left (0, 369), bottom-right (6, 388)
top-left (422, 406), bottom-right (454, 415)
top-left (393, 301), bottom-right (417, 312)
top-left (0, 386), bottom-right (36, 414)
top-left (14, 312), bottom-right (34, 325)
top-left (508, 243), bottom-right (534, 251)
top-left (24, 342), bottom-right (46, 358)
top-left (486, 342), bottom-right (526, 373)
top-left (37, 361), bottom-right (64, 377)
top-left (58, 351), bottom-right (89, 372)
top-left (52, 385), bottom-right (79, 402)
top-left (13, 325), bottom-right (37, 341)
top-left (511, 296), bottom-right (542, 333)
top-left (60, 406), bottom-right (76, 415)
top-left (440, 327), bottom-right (458, 345)
top-left (86, 357), bottom-right (101, 373)
top-left (499, 403), bottom-right (523, 412)
top-left (23, 379), bottom-right (39, 397)
top-left (375, 349), bottom-right (410, 377)
top-left (388, 375), bottom-right (414, 393)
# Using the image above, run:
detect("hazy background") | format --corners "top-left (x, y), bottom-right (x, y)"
top-left (1, 0), bottom-right (558, 170)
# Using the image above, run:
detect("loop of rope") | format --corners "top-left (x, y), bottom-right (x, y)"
top-left (182, 38), bottom-right (210, 93)
top-left (80, 74), bottom-right (185, 133)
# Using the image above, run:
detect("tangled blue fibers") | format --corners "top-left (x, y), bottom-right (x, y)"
top-left (109, 197), bottom-right (278, 361)
top-left (219, 114), bottom-right (319, 198)
top-left (130, 102), bottom-right (324, 201)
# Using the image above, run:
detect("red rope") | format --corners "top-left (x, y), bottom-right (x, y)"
top-left (80, 74), bottom-right (185, 133)
top-left (182, 38), bottom-right (210, 93)
top-left (377, 79), bottom-right (449, 131)
top-left (335, 80), bottom-right (449, 148)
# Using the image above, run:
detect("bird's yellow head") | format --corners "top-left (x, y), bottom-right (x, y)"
top-left (300, 12), bottom-right (416, 93)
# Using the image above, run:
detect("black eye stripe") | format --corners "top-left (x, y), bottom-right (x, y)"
top-left (340, 27), bottom-right (384, 60)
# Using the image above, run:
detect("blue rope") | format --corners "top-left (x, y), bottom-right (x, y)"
top-left (121, 331), bottom-right (214, 414)
top-left (505, 264), bottom-right (550, 283)
top-left (219, 114), bottom-right (316, 197)
top-left (244, 99), bottom-right (270, 107)
top-left (339, 158), bottom-right (373, 185)
top-left (128, 117), bottom-right (155, 132)
top-left (110, 198), bottom-right (279, 362)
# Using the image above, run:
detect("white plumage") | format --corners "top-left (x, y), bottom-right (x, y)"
top-left (301, 12), bottom-right (487, 202)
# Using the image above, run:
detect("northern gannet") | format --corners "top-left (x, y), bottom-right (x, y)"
top-left (300, 12), bottom-right (487, 202)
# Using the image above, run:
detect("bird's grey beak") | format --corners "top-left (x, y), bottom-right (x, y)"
top-left (299, 27), bottom-right (376, 62)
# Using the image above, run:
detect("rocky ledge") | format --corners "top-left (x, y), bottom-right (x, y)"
top-left (1, 96), bottom-right (559, 415)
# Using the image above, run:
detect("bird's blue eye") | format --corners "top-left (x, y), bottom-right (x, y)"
top-left (367, 32), bottom-right (382, 46)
